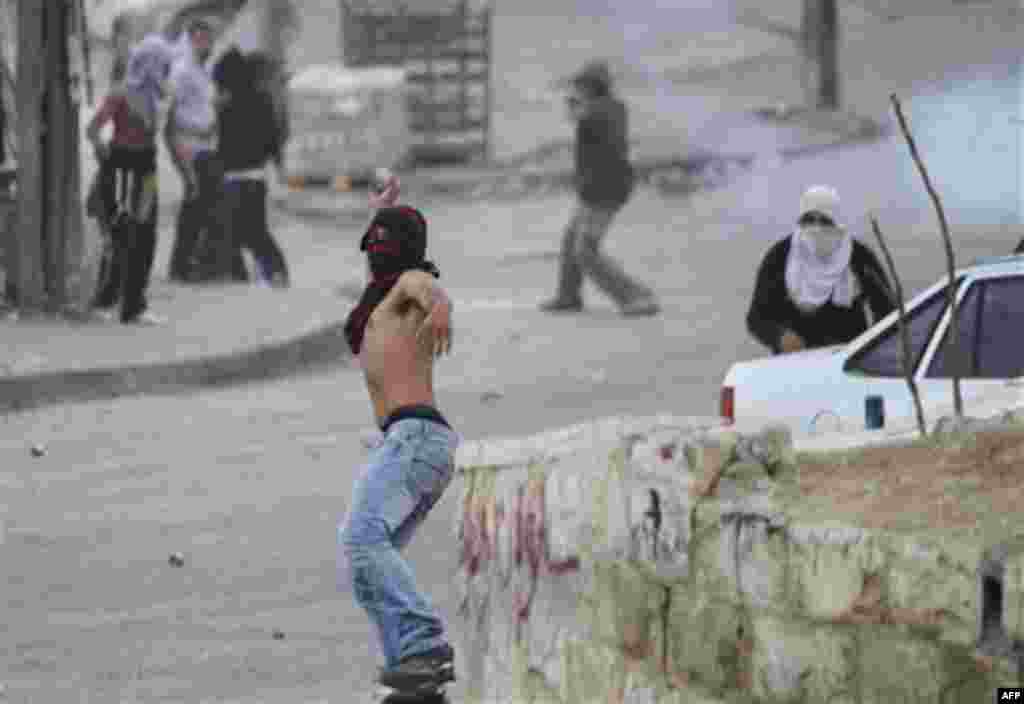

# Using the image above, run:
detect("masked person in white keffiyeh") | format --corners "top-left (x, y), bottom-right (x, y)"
top-left (85, 33), bottom-right (175, 326)
top-left (746, 185), bottom-right (896, 355)
top-left (785, 185), bottom-right (858, 312)
top-left (122, 34), bottom-right (176, 134)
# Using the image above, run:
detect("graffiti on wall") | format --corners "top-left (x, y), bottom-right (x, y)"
top-left (459, 474), bottom-right (580, 626)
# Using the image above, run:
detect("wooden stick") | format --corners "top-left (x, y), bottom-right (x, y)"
top-left (870, 214), bottom-right (927, 437)
top-left (890, 93), bottom-right (963, 418)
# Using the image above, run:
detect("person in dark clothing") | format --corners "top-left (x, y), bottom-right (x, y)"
top-left (747, 185), bottom-right (896, 355)
top-left (210, 47), bottom-right (289, 286)
top-left (539, 60), bottom-right (660, 317)
top-left (86, 34), bottom-right (175, 325)
top-left (247, 52), bottom-right (291, 159)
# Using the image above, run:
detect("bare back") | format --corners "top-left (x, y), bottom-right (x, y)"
top-left (359, 273), bottom-right (442, 423)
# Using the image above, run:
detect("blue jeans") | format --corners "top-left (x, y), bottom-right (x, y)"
top-left (339, 418), bottom-right (459, 667)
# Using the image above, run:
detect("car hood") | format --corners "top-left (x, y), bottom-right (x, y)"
top-left (724, 344), bottom-right (847, 385)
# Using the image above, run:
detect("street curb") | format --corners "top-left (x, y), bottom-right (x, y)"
top-left (0, 319), bottom-right (354, 415)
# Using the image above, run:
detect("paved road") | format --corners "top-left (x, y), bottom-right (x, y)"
top-left (2, 173), bottom-right (1017, 702)
top-left (10, 2), bottom-right (1024, 696)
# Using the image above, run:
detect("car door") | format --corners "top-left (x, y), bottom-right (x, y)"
top-left (837, 281), bottom-right (960, 429)
top-left (919, 275), bottom-right (1024, 413)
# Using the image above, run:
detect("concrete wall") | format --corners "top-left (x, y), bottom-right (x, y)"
top-left (452, 415), bottom-right (1024, 704)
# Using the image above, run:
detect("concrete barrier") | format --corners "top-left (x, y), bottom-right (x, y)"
top-left (452, 414), bottom-right (1024, 704)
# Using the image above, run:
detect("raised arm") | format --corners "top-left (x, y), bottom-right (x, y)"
top-left (369, 170), bottom-right (400, 209)
top-left (393, 270), bottom-right (453, 357)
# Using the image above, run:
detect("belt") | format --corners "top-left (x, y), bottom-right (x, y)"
top-left (224, 167), bottom-right (266, 181)
top-left (379, 404), bottom-right (451, 434)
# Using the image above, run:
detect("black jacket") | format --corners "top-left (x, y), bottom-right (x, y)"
top-left (575, 95), bottom-right (634, 207)
top-left (746, 234), bottom-right (896, 354)
top-left (217, 89), bottom-right (282, 173)
top-left (214, 50), bottom-right (282, 174)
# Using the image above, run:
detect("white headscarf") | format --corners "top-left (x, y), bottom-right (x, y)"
top-left (170, 30), bottom-right (193, 64)
top-left (121, 34), bottom-right (175, 132)
top-left (784, 185), bottom-right (859, 312)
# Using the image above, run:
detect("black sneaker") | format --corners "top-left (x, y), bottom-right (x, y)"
top-left (620, 297), bottom-right (661, 317)
top-left (378, 644), bottom-right (455, 692)
top-left (376, 687), bottom-right (449, 704)
top-left (539, 297), bottom-right (583, 313)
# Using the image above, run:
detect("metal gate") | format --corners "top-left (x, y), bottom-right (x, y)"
top-left (340, 0), bottom-right (492, 165)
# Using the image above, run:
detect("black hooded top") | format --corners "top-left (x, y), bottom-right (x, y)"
top-left (213, 47), bottom-right (283, 173)
top-left (343, 206), bottom-right (440, 356)
top-left (570, 61), bottom-right (634, 207)
top-left (746, 234), bottom-right (895, 354)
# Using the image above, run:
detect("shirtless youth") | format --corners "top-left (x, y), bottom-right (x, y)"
top-left (340, 180), bottom-right (459, 696)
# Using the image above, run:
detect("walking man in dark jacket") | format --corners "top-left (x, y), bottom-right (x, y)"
top-left (540, 60), bottom-right (660, 317)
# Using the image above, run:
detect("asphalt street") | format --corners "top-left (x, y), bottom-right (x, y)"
top-left (2, 173), bottom-right (1018, 702)
top-left (7, 0), bottom-right (1023, 700)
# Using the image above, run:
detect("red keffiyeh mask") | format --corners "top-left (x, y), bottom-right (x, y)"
top-left (343, 206), bottom-right (440, 355)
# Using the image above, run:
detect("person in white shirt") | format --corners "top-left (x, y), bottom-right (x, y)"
top-left (164, 18), bottom-right (221, 283)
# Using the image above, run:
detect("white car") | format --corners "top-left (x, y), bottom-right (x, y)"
top-left (721, 254), bottom-right (1024, 436)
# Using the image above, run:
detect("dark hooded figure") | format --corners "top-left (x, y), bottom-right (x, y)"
top-left (539, 60), bottom-right (660, 317)
top-left (344, 206), bottom-right (440, 355)
top-left (202, 47), bottom-right (289, 285)
top-left (246, 52), bottom-right (291, 158)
